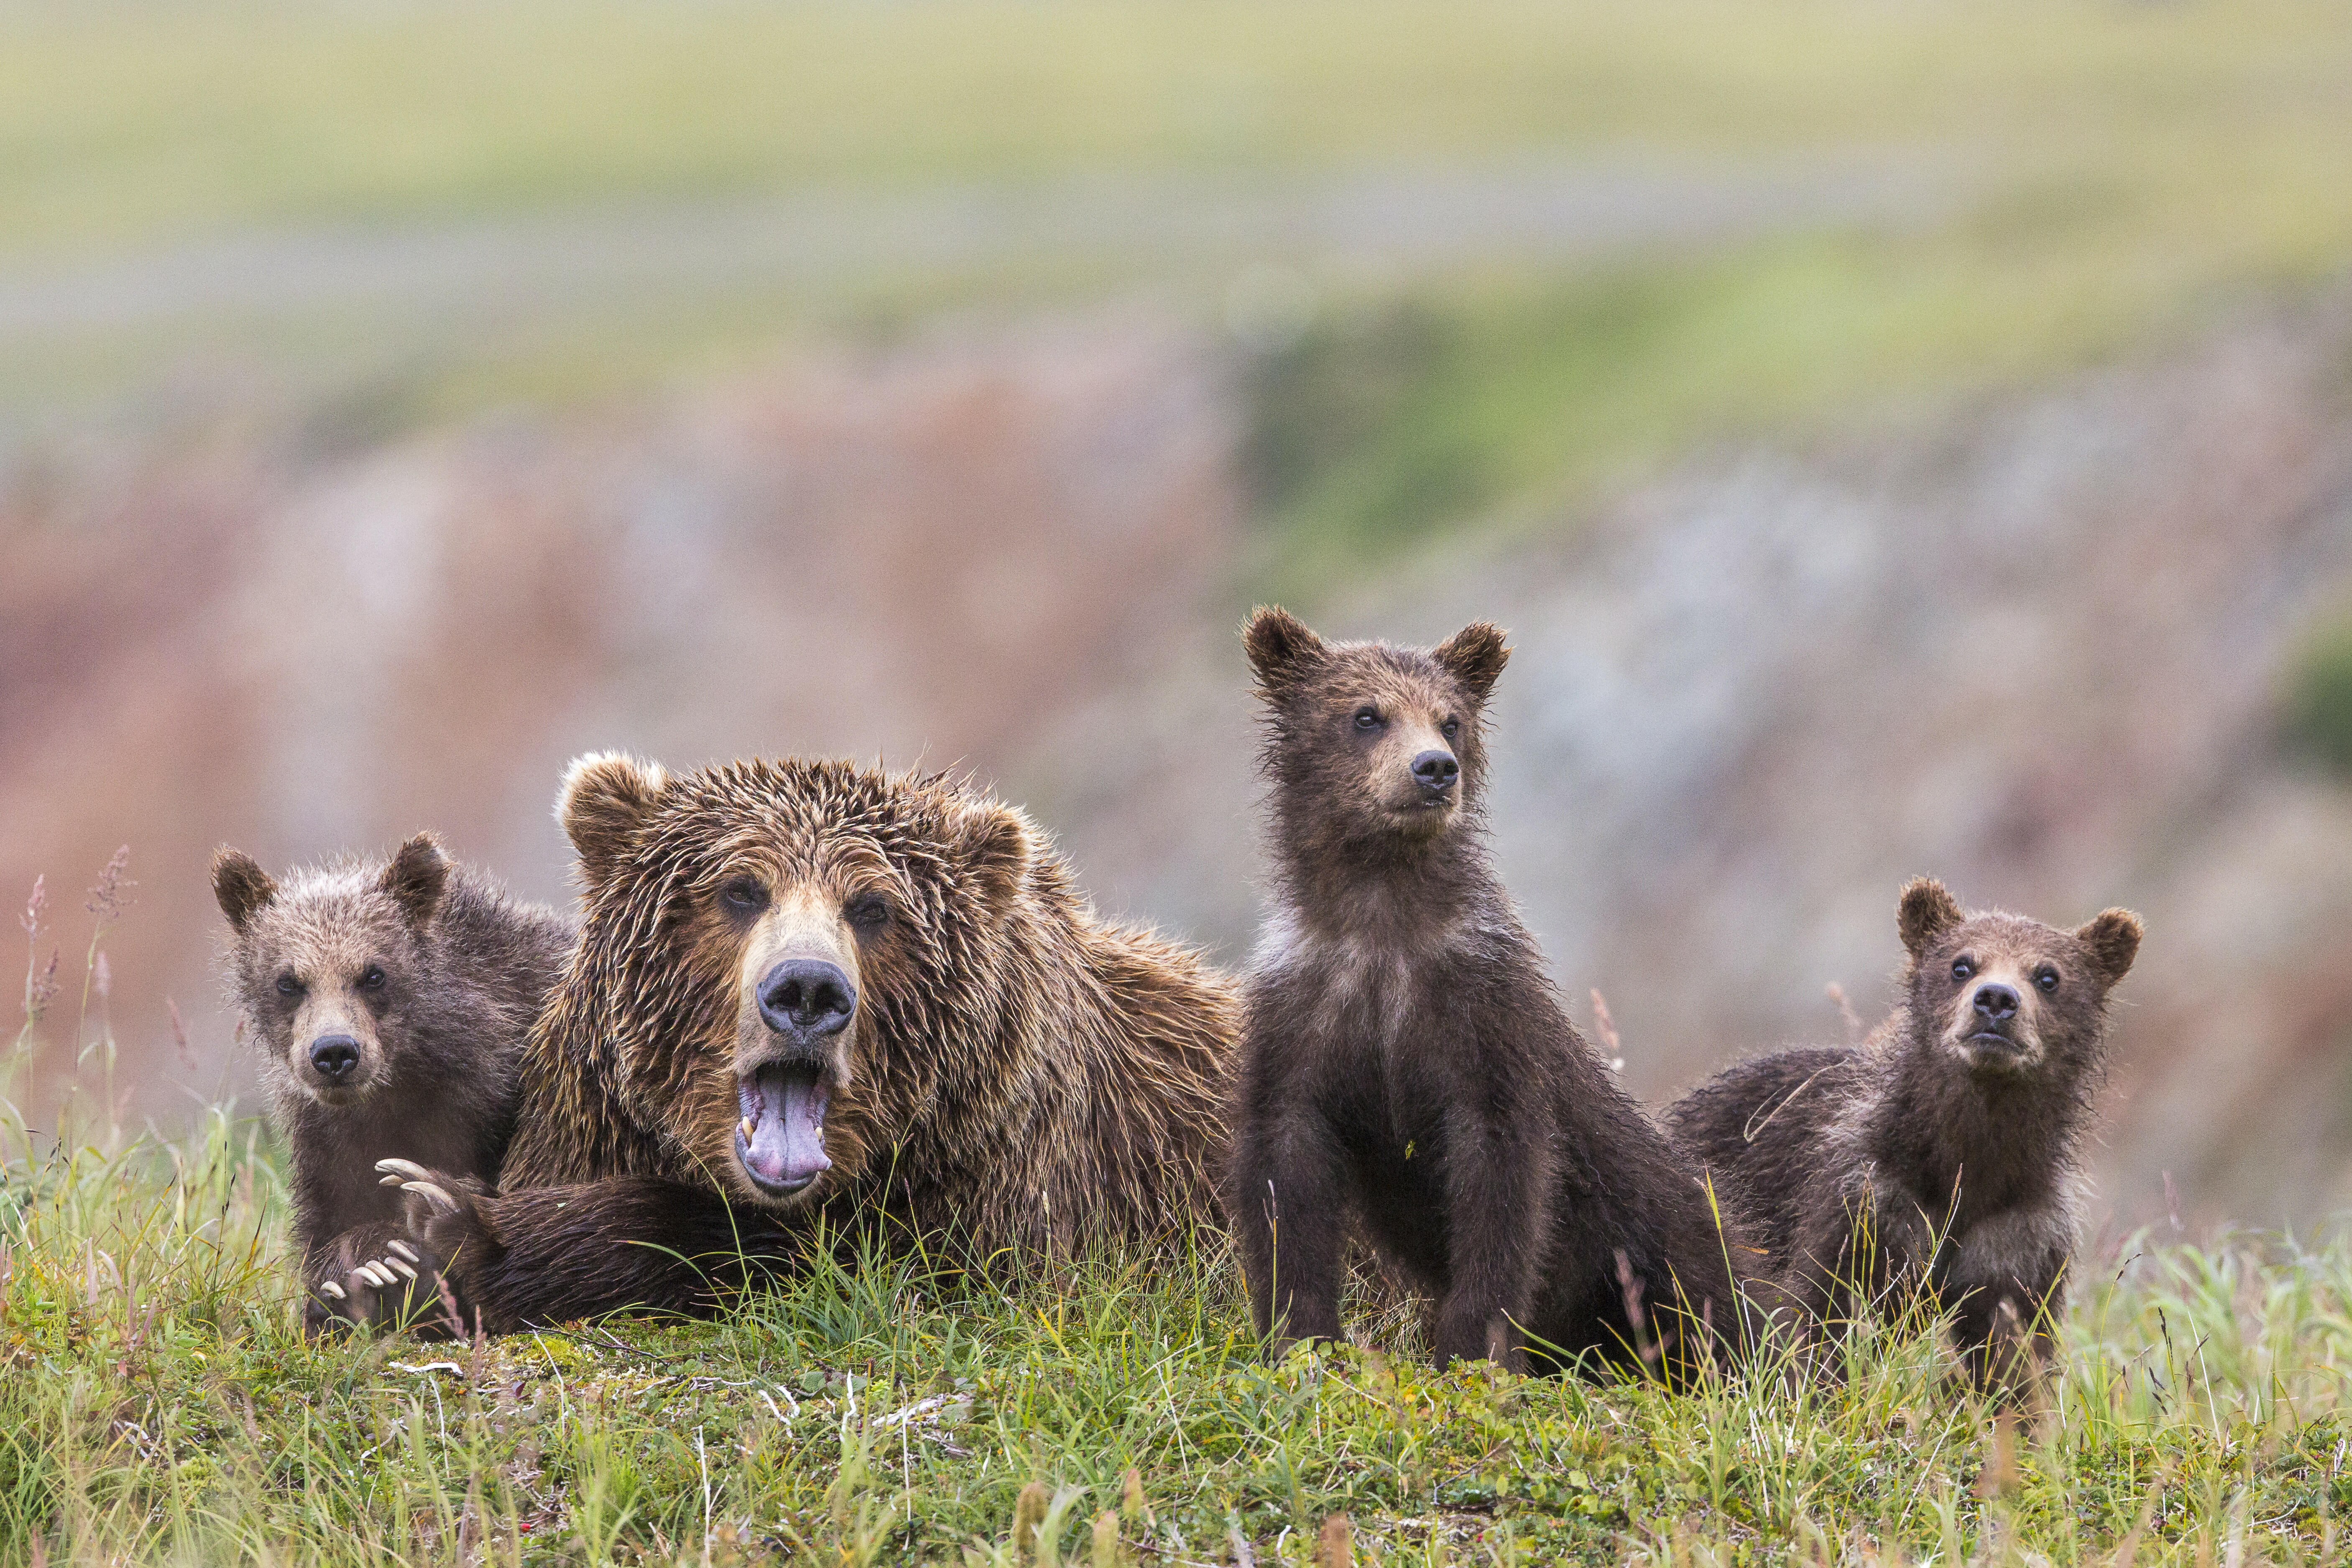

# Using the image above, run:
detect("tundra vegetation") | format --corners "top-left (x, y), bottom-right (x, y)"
top-left (6, 906), bottom-right (2352, 1565)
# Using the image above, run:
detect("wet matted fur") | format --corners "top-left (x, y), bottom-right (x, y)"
top-left (379, 754), bottom-right (1236, 1333)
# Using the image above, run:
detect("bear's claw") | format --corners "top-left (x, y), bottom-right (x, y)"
top-left (401, 1180), bottom-right (460, 1215)
top-left (375, 1158), bottom-right (434, 1184)
top-left (387, 1240), bottom-right (420, 1264)
top-left (319, 1279), bottom-right (347, 1301)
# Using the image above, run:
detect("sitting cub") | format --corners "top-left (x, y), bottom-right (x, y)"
top-left (213, 834), bottom-right (572, 1334)
top-left (1668, 877), bottom-right (2140, 1390)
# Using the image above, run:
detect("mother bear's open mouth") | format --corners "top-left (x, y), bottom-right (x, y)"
top-left (736, 1062), bottom-right (830, 1196)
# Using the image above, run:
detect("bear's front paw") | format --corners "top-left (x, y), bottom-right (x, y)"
top-left (306, 1229), bottom-right (458, 1337)
top-left (374, 1159), bottom-right (495, 1338)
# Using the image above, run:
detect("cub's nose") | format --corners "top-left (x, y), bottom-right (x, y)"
top-left (1411, 749), bottom-right (1460, 793)
top-left (308, 1034), bottom-right (360, 1082)
top-left (759, 959), bottom-right (857, 1042)
top-left (1972, 983), bottom-right (2020, 1022)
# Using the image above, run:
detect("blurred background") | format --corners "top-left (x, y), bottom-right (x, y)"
top-left (6, 0), bottom-right (2352, 1235)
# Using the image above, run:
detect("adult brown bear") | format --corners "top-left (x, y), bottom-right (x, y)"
top-left (369, 753), bottom-right (1235, 1333)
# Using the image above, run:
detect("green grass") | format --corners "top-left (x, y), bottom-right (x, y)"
top-left (10, 1088), bottom-right (2352, 1566)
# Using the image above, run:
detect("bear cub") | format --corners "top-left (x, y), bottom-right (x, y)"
top-left (1667, 877), bottom-right (2141, 1389)
top-left (214, 834), bottom-right (573, 1334)
top-left (1226, 608), bottom-right (1745, 1378)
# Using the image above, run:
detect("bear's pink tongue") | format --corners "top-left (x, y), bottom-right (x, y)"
top-left (738, 1064), bottom-right (829, 1193)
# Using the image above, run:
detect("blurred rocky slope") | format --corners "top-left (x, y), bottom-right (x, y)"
top-left (7, 295), bottom-right (2351, 1231)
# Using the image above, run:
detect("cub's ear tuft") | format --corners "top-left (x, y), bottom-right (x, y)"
top-left (2076, 907), bottom-right (2144, 988)
top-left (559, 751), bottom-right (669, 891)
top-left (1896, 876), bottom-right (1966, 962)
top-left (953, 802), bottom-right (1032, 918)
top-left (212, 848), bottom-right (278, 934)
top-left (1432, 621), bottom-right (1510, 703)
top-left (1242, 605), bottom-right (1327, 691)
top-left (380, 833), bottom-right (450, 929)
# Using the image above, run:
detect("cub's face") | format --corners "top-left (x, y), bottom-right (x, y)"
top-left (1242, 606), bottom-right (1509, 846)
top-left (1895, 877), bottom-right (2142, 1077)
top-left (213, 836), bottom-right (449, 1109)
top-left (559, 753), bottom-right (1029, 1210)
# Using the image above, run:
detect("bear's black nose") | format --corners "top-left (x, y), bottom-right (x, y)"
top-left (1973, 983), bottom-right (2020, 1022)
top-left (1411, 750), bottom-right (1459, 792)
top-left (759, 959), bottom-right (857, 1042)
top-left (308, 1034), bottom-right (360, 1082)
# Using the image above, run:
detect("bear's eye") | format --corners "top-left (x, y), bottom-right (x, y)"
top-left (1440, 717), bottom-right (1462, 742)
top-left (720, 876), bottom-right (769, 916)
top-left (1353, 706), bottom-right (1383, 732)
top-left (847, 895), bottom-right (891, 931)
top-left (274, 972), bottom-right (301, 997)
top-left (1951, 958), bottom-right (1975, 983)
top-left (358, 965), bottom-right (386, 991)
top-left (2035, 967), bottom-right (2060, 993)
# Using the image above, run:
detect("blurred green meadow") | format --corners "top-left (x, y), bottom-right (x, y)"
top-left (5, 0), bottom-right (2351, 564)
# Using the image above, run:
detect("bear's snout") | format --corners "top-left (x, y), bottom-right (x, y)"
top-left (1971, 983), bottom-right (2020, 1025)
top-left (1410, 749), bottom-right (1459, 797)
top-left (308, 1033), bottom-right (362, 1083)
top-left (758, 958), bottom-right (857, 1044)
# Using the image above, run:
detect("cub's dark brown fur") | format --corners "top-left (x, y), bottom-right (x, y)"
top-left (373, 753), bottom-right (1236, 1334)
top-left (1226, 608), bottom-right (1745, 1377)
top-left (212, 835), bottom-right (573, 1334)
top-left (1667, 878), bottom-right (2142, 1388)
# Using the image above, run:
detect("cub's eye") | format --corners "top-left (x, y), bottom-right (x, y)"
top-left (847, 896), bottom-right (891, 931)
top-left (274, 973), bottom-right (301, 997)
top-left (1440, 717), bottom-right (1462, 742)
top-left (1951, 958), bottom-right (1975, 983)
top-left (1353, 707), bottom-right (1383, 732)
top-left (2035, 967), bottom-right (2060, 993)
top-left (720, 876), bottom-right (768, 915)
top-left (358, 965), bottom-right (386, 991)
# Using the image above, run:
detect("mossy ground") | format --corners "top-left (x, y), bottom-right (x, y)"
top-left (4, 1101), bottom-right (2349, 1566)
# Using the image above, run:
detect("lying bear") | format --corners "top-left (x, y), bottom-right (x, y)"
top-left (367, 753), bottom-right (1237, 1333)
top-left (212, 833), bottom-right (572, 1333)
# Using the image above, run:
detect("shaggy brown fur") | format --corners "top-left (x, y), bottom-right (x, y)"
top-left (1226, 608), bottom-right (1747, 1379)
top-left (1667, 878), bottom-right (2142, 1390)
top-left (374, 753), bottom-right (1236, 1333)
top-left (212, 834), bottom-right (572, 1334)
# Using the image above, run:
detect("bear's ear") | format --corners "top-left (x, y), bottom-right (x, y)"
top-left (211, 848), bottom-right (278, 934)
top-left (2075, 907), bottom-right (2143, 988)
top-left (379, 833), bottom-right (450, 930)
top-left (1432, 620), bottom-right (1510, 704)
top-left (952, 802), bottom-right (1032, 919)
top-left (1897, 876), bottom-right (1965, 963)
top-left (559, 751), bottom-right (669, 891)
top-left (1242, 605), bottom-right (1327, 692)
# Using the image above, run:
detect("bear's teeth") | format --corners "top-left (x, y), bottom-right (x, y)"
top-left (740, 1116), bottom-right (756, 1144)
